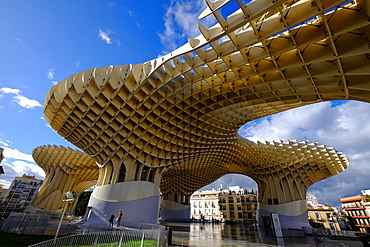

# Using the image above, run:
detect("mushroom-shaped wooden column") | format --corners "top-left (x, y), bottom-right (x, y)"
top-left (31, 145), bottom-right (99, 213)
top-left (43, 0), bottom-right (366, 228)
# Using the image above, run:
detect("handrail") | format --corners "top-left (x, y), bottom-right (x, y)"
top-left (28, 223), bottom-right (166, 247)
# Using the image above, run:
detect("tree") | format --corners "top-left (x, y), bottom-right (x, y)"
top-left (75, 191), bottom-right (92, 216)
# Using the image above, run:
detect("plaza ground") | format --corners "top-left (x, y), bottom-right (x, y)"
top-left (2, 217), bottom-right (368, 247)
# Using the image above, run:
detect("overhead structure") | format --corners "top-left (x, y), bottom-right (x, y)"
top-left (44, 0), bottom-right (367, 228)
top-left (31, 145), bottom-right (99, 213)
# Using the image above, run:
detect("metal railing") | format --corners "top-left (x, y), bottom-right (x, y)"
top-left (28, 223), bottom-right (167, 247)
top-left (302, 226), bottom-right (359, 240)
top-left (1, 212), bottom-right (50, 235)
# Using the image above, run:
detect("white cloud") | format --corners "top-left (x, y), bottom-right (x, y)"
top-left (1, 146), bottom-right (35, 163)
top-left (127, 10), bottom-right (134, 17)
top-left (0, 87), bottom-right (42, 109)
top-left (239, 100), bottom-right (370, 207)
top-left (0, 87), bottom-right (20, 94)
top-left (158, 0), bottom-right (216, 52)
top-left (239, 101), bottom-right (370, 152)
top-left (47, 68), bottom-right (55, 80)
top-left (0, 146), bottom-right (45, 188)
top-left (0, 139), bottom-right (10, 147)
top-left (13, 95), bottom-right (42, 109)
top-left (98, 29), bottom-right (113, 44)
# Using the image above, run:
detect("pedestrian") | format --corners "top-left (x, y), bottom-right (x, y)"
top-left (359, 233), bottom-right (370, 247)
top-left (117, 210), bottom-right (123, 226)
top-left (108, 213), bottom-right (114, 228)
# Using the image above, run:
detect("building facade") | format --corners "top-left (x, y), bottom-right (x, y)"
top-left (307, 203), bottom-right (341, 233)
top-left (0, 186), bottom-right (7, 204)
top-left (191, 186), bottom-right (257, 224)
top-left (0, 175), bottom-right (43, 217)
top-left (219, 187), bottom-right (257, 224)
top-left (191, 190), bottom-right (221, 221)
top-left (340, 191), bottom-right (370, 233)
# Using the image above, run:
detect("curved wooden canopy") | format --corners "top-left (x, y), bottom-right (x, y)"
top-left (31, 145), bottom-right (99, 210)
top-left (44, 0), bottom-right (367, 199)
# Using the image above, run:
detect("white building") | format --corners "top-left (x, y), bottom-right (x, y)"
top-left (190, 189), bottom-right (220, 221)
top-left (190, 186), bottom-right (257, 223)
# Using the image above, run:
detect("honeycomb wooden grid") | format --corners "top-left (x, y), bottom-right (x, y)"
top-left (31, 145), bottom-right (99, 210)
top-left (44, 0), bottom-right (368, 203)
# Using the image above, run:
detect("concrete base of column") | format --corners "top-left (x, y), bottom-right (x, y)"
top-left (257, 200), bottom-right (310, 231)
top-left (83, 181), bottom-right (160, 227)
top-left (160, 200), bottom-right (190, 222)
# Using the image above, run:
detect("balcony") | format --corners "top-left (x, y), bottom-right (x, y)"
top-left (342, 207), bottom-right (366, 211)
top-left (308, 205), bottom-right (334, 211)
top-left (351, 216), bottom-right (370, 219)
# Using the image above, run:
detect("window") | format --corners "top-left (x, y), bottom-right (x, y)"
top-left (326, 213), bottom-right (333, 220)
top-left (315, 212), bottom-right (321, 220)
top-left (329, 223), bottom-right (336, 231)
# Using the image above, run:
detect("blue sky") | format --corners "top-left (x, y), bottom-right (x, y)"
top-left (1, 0), bottom-right (369, 208)
top-left (0, 0), bottom-right (220, 183)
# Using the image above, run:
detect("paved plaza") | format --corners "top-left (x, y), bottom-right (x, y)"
top-left (48, 219), bottom-right (365, 247)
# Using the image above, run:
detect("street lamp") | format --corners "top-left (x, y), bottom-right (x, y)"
top-left (54, 191), bottom-right (76, 243)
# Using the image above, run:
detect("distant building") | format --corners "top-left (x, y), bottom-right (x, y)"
top-left (0, 174), bottom-right (43, 218)
top-left (0, 185), bottom-right (7, 204)
top-left (190, 186), bottom-right (257, 223)
top-left (191, 189), bottom-right (220, 221)
top-left (219, 186), bottom-right (257, 224)
top-left (340, 190), bottom-right (370, 234)
top-left (0, 147), bottom-right (4, 175)
top-left (307, 197), bottom-right (341, 232)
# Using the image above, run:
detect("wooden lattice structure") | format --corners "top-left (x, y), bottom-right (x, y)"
top-left (31, 145), bottom-right (99, 211)
top-left (44, 0), bottom-right (368, 205)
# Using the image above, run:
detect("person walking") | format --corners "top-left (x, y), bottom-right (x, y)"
top-left (117, 210), bottom-right (123, 226)
top-left (359, 234), bottom-right (370, 247)
top-left (108, 213), bottom-right (114, 228)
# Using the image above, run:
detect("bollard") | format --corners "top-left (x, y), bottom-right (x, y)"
top-left (167, 226), bottom-right (172, 245)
